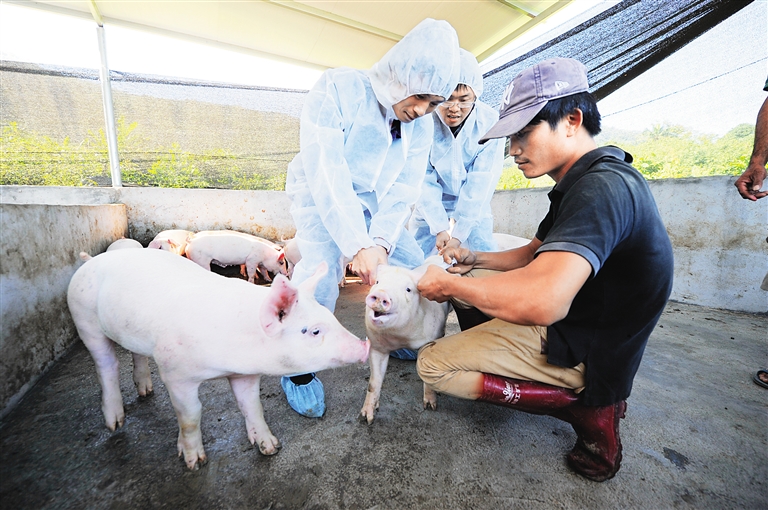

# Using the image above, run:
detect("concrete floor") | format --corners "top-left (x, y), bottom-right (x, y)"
top-left (0, 278), bottom-right (766, 509)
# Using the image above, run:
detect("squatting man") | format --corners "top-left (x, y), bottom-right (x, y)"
top-left (416, 57), bottom-right (674, 482)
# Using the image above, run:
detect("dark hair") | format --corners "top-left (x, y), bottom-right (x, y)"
top-left (528, 91), bottom-right (602, 136)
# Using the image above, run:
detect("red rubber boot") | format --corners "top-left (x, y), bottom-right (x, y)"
top-left (552, 400), bottom-right (627, 482)
top-left (478, 373), bottom-right (625, 482)
top-left (479, 373), bottom-right (580, 413)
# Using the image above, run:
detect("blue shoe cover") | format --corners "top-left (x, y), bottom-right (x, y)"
top-left (281, 374), bottom-right (325, 418)
top-left (390, 348), bottom-right (418, 360)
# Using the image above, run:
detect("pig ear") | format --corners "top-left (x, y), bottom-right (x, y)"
top-left (260, 274), bottom-right (298, 335)
top-left (168, 239), bottom-right (178, 248)
top-left (409, 264), bottom-right (429, 283)
top-left (278, 251), bottom-right (285, 263)
top-left (298, 261), bottom-right (328, 295)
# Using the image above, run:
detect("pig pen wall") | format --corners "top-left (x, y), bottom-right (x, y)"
top-left (0, 202), bottom-right (127, 419)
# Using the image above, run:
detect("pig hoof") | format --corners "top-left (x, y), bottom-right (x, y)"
top-left (257, 437), bottom-right (281, 456)
top-left (358, 411), bottom-right (375, 425)
top-left (137, 387), bottom-right (154, 398)
top-left (423, 401), bottom-right (437, 411)
top-left (105, 414), bottom-right (125, 431)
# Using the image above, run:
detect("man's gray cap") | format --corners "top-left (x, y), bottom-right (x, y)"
top-left (479, 58), bottom-right (589, 143)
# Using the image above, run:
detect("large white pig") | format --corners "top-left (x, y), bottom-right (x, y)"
top-left (67, 249), bottom-right (369, 470)
top-left (147, 229), bottom-right (193, 255)
top-left (184, 230), bottom-right (287, 283)
top-left (360, 257), bottom-right (450, 424)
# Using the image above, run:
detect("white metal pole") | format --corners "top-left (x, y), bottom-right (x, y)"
top-left (95, 25), bottom-right (122, 187)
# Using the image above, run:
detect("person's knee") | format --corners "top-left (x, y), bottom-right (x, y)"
top-left (416, 342), bottom-right (444, 389)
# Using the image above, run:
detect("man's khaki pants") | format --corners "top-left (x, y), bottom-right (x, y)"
top-left (416, 269), bottom-right (586, 400)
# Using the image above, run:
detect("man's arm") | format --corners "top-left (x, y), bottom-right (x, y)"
top-left (735, 96), bottom-right (768, 201)
top-left (419, 248), bottom-right (592, 326)
top-left (441, 237), bottom-right (542, 274)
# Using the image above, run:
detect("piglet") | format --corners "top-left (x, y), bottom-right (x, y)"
top-left (360, 257), bottom-right (450, 424)
top-left (67, 249), bottom-right (369, 470)
top-left (185, 230), bottom-right (287, 283)
top-left (147, 229), bottom-right (193, 255)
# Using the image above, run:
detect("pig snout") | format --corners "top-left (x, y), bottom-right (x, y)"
top-left (366, 290), bottom-right (392, 315)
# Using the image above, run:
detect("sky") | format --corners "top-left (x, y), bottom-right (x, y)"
top-left (1, 1), bottom-right (766, 135)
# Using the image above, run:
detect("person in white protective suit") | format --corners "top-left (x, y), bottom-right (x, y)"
top-left (409, 49), bottom-right (506, 257)
top-left (388, 50), bottom-right (505, 362)
top-left (280, 18), bottom-right (461, 417)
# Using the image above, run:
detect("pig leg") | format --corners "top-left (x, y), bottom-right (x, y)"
top-left (423, 382), bottom-right (438, 411)
top-left (243, 255), bottom-right (259, 283)
top-left (75, 319), bottom-right (125, 431)
top-left (359, 348), bottom-right (390, 425)
top-left (162, 379), bottom-right (207, 470)
top-left (131, 353), bottom-right (153, 397)
top-left (257, 262), bottom-right (273, 283)
top-left (228, 374), bottom-right (281, 455)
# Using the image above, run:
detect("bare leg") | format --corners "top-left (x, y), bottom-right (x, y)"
top-left (228, 374), bottom-right (281, 455)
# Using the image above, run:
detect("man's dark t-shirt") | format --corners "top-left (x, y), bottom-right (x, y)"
top-left (535, 146), bottom-right (674, 406)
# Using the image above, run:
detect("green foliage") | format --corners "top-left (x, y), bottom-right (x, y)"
top-left (1, 118), bottom-right (290, 190)
top-left (1, 119), bottom-right (754, 191)
top-left (598, 123), bottom-right (755, 180)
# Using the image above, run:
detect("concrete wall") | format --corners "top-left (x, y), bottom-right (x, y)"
top-left (0, 202), bottom-right (127, 418)
top-left (0, 176), bottom-right (765, 417)
top-left (0, 186), bottom-right (295, 245)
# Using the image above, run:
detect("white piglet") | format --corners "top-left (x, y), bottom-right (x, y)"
top-left (67, 249), bottom-right (370, 470)
top-left (185, 231), bottom-right (287, 283)
top-left (361, 257), bottom-right (450, 424)
top-left (147, 229), bottom-right (193, 255)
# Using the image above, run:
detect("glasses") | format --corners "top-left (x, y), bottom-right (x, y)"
top-left (439, 101), bottom-right (475, 110)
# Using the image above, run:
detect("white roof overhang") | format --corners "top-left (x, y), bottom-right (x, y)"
top-left (7, 0), bottom-right (575, 70)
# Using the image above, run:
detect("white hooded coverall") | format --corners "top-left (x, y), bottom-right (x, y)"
top-left (409, 50), bottom-right (505, 256)
top-left (285, 18), bottom-right (461, 310)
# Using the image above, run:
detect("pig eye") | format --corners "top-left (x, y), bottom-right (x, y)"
top-left (406, 287), bottom-right (412, 293)
top-left (311, 328), bottom-right (320, 336)
top-left (301, 327), bottom-right (307, 334)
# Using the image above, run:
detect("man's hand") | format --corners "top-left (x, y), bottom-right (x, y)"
top-left (438, 246), bottom-right (476, 274)
top-left (416, 264), bottom-right (455, 303)
top-left (351, 245), bottom-right (388, 285)
top-left (435, 230), bottom-right (452, 251)
top-left (735, 164), bottom-right (768, 201)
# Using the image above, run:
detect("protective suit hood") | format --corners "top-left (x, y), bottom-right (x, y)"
top-left (368, 18), bottom-right (461, 110)
top-left (457, 49), bottom-right (483, 98)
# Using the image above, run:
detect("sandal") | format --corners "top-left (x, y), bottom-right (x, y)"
top-left (753, 369), bottom-right (768, 389)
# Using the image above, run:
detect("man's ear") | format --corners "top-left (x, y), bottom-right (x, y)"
top-left (565, 108), bottom-right (584, 136)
